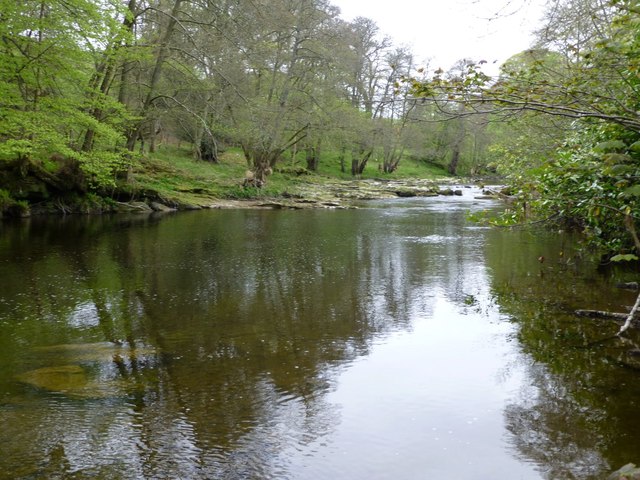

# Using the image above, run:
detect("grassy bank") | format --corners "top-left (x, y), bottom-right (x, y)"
top-left (0, 144), bottom-right (453, 216)
top-left (132, 145), bottom-right (451, 203)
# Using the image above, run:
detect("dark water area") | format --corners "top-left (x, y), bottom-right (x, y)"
top-left (1, 189), bottom-right (639, 479)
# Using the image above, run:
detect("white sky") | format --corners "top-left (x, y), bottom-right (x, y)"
top-left (331, 0), bottom-right (547, 75)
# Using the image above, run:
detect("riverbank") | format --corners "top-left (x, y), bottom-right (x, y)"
top-left (109, 178), bottom-right (481, 213)
top-left (0, 145), bottom-right (499, 217)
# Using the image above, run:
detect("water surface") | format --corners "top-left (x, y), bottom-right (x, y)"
top-left (1, 189), bottom-right (639, 479)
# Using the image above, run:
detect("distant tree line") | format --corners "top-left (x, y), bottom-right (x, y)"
top-left (0, 0), bottom-right (489, 193)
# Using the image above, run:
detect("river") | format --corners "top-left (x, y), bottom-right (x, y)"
top-left (1, 188), bottom-right (639, 479)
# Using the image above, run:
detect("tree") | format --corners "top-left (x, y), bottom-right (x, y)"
top-left (374, 48), bottom-right (415, 174)
top-left (81, 0), bottom-right (138, 154)
top-left (400, 60), bottom-right (494, 176)
top-left (123, 0), bottom-right (185, 152)
top-left (188, 0), bottom-right (340, 185)
top-left (412, 0), bottom-right (640, 130)
top-left (331, 16), bottom-right (391, 176)
top-left (0, 0), bottom-right (133, 189)
top-left (410, 0), bottom-right (640, 256)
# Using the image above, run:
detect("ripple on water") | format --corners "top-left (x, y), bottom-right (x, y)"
top-left (405, 234), bottom-right (457, 244)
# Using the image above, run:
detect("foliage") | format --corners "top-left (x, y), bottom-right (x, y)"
top-left (0, 189), bottom-right (11, 208)
top-left (494, 124), bottom-right (640, 255)
top-left (409, 0), bottom-right (640, 255)
top-left (1, 0), bottom-right (473, 201)
top-left (0, 0), bottom-right (133, 188)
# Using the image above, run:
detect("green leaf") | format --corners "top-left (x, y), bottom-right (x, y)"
top-left (623, 184), bottom-right (640, 197)
top-left (604, 164), bottom-right (634, 175)
top-left (610, 254), bottom-right (639, 262)
top-left (603, 153), bottom-right (632, 164)
top-left (594, 140), bottom-right (627, 153)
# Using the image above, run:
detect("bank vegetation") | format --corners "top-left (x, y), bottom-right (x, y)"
top-left (1, 0), bottom-right (640, 264)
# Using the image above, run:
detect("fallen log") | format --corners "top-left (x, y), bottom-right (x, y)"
top-left (577, 291), bottom-right (640, 334)
top-left (575, 310), bottom-right (628, 320)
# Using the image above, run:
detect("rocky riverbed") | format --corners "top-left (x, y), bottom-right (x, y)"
top-left (200, 178), bottom-right (493, 211)
top-left (17, 178), bottom-right (500, 216)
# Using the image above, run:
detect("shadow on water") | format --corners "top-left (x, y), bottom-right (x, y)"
top-left (0, 194), bottom-right (639, 479)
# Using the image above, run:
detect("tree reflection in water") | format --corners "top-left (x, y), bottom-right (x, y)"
top-left (486, 226), bottom-right (640, 479)
top-left (505, 361), bottom-right (608, 479)
top-left (1, 201), bottom-right (640, 478)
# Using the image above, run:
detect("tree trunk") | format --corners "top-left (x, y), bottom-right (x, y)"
top-left (351, 147), bottom-right (372, 176)
top-left (118, 0), bottom-right (138, 107)
top-left (305, 139), bottom-right (321, 171)
top-left (447, 107), bottom-right (466, 175)
top-left (81, 0), bottom-right (137, 152)
top-left (448, 144), bottom-right (460, 175)
top-left (82, 60), bottom-right (118, 151)
top-left (200, 135), bottom-right (218, 162)
top-left (126, 0), bottom-right (184, 151)
top-left (192, 120), bottom-right (204, 161)
top-left (244, 149), bottom-right (276, 188)
top-left (148, 118), bottom-right (161, 154)
top-left (383, 156), bottom-right (400, 173)
top-left (383, 144), bottom-right (403, 173)
top-left (624, 214), bottom-right (640, 255)
top-left (305, 147), bottom-right (317, 171)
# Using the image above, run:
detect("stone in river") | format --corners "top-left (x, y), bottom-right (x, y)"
top-left (17, 365), bottom-right (88, 394)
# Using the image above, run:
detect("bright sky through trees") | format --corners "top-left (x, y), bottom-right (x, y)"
top-left (331, 0), bottom-right (546, 74)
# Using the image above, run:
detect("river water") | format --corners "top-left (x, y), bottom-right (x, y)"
top-left (1, 189), bottom-right (639, 479)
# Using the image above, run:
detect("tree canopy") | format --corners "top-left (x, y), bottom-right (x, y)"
top-left (410, 0), bottom-right (640, 256)
top-left (0, 0), bottom-right (436, 192)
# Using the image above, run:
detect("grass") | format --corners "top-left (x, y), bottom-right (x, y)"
top-left (133, 143), bottom-right (451, 205)
top-left (308, 149), bottom-right (450, 180)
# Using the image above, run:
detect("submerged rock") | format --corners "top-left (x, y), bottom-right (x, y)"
top-left (17, 363), bottom-right (130, 399)
top-left (33, 341), bottom-right (156, 362)
top-left (17, 342), bottom-right (158, 398)
top-left (608, 463), bottom-right (640, 480)
top-left (17, 365), bottom-right (88, 393)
